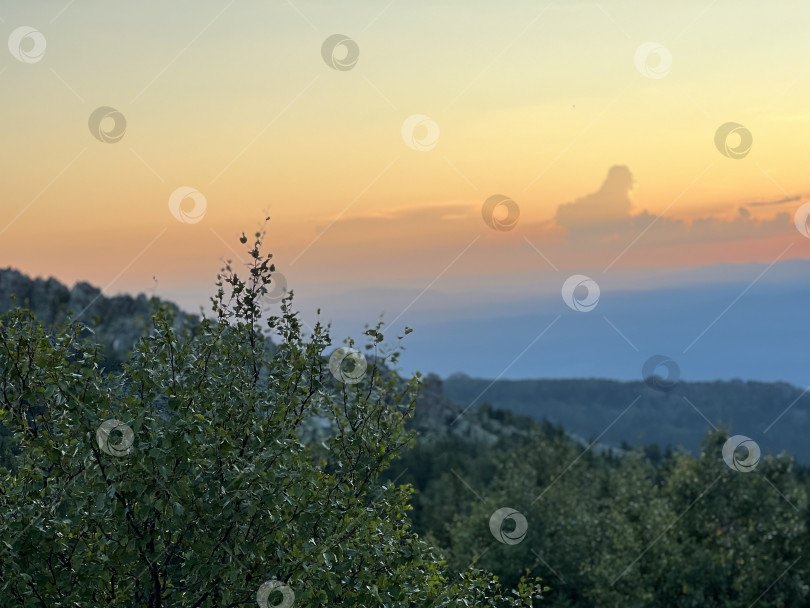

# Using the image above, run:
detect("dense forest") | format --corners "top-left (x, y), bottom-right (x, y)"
top-left (391, 390), bottom-right (810, 606)
top-left (1, 249), bottom-right (809, 606)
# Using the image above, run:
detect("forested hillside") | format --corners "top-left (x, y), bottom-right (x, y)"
top-left (444, 374), bottom-right (810, 463)
top-left (2, 265), bottom-right (810, 606)
top-left (391, 376), bottom-right (810, 606)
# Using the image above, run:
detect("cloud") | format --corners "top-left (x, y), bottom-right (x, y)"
top-left (554, 165), bottom-right (635, 238)
top-left (552, 165), bottom-right (795, 246)
top-left (308, 202), bottom-right (481, 250)
top-left (298, 165), bottom-right (799, 280)
top-left (746, 195), bottom-right (800, 207)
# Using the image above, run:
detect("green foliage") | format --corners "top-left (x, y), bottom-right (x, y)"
top-left (7, 228), bottom-right (810, 606)
top-left (0, 230), bottom-right (545, 607)
top-left (402, 420), bottom-right (810, 607)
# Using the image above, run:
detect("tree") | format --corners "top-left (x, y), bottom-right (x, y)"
top-left (0, 227), bottom-right (545, 607)
top-left (443, 424), bottom-right (810, 607)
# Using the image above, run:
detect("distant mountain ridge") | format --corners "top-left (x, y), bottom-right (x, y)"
top-left (443, 373), bottom-right (810, 463)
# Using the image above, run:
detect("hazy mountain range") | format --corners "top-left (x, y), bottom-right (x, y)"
top-left (283, 257), bottom-right (810, 388)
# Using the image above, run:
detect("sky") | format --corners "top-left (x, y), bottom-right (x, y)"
top-left (2, 0), bottom-right (810, 347)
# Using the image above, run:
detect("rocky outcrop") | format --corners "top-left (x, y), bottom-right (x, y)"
top-left (410, 373), bottom-right (532, 444)
top-left (0, 267), bottom-right (198, 370)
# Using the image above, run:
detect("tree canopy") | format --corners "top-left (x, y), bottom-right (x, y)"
top-left (0, 229), bottom-right (544, 607)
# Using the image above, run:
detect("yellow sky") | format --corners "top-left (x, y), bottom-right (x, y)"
top-left (2, 0), bottom-right (810, 307)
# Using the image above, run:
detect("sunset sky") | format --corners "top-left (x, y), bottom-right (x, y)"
top-left (2, 0), bottom-right (810, 318)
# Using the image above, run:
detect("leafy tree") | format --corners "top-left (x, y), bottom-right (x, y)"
top-left (0, 228), bottom-right (545, 607)
top-left (652, 430), bottom-right (808, 607)
top-left (441, 425), bottom-right (810, 607)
